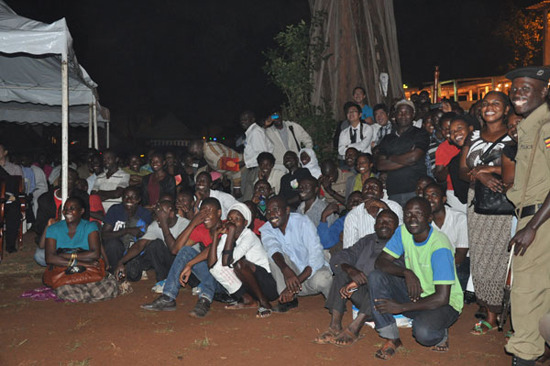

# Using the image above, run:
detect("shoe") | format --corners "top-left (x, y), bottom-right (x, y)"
top-left (140, 294), bottom-right (176, 311)
top-left (464, 291), bottom-right (476, 304)
top-left (189, 297), bottom-right (211, 318)
top-left (213, 291), bottom-right (237, 304)
top-left (272, 298), bottom-right (299, 313)
top-left (512, 356), bottom-right (536, 366)
top-left (151, 280), bottom-right (166, 294)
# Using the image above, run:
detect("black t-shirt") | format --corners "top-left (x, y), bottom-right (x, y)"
top-left (279, 168), bottom-right (311, 210)
top-left (377, 126), bottom-right (430, 195)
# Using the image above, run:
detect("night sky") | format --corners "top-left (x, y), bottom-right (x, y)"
top-left (5, 0), bottom-right (542, 139)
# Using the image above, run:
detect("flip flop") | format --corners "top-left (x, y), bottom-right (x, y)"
top-left (256, 306), bottom-right (273, 319)
top-left (224, 302), bottom-right (258, 310)
top-left (313, 328), bottom-right (339, 345)
top-left (332, 329), bottom-right (363, 347)
top-left (471, 320), bottom-right (497, 335)
top-left (431, 340), bottom-right (449, 352)
top-left (375, 339), bottom-right (402, 360)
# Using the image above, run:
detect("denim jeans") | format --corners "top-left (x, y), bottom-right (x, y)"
top-left (34, 248), bottom-right (46, 267)
top-left (163, 246), bottom-right (221, 302)
top-left (368, 269), bottom-right (460, 346)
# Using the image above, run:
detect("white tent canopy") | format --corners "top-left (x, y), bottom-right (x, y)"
top-left (0, 101), bottom-right (109, 126)
top-left (0, 0), bottom-right (108, 204)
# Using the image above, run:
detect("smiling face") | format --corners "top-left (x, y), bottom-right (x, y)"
top-left (150, 155), bottom-right (165, 172)
top-left (129, 155), bottom-right (142, 172)
top-left (353, 88), bottom-right (366, 105)
top-left (415, 177), bottom-right (434, 197)
top-left (439, 118), bottom-right (452, 140)
top-left (195, 172), bottom-right (212, 195)
top-left (122, 187), bottom-right (141, 212)
top-left (346, 191), bottom-right (363, 211)
top-left (254, 180), bottom-right (272, 198)
top-left (374, 108), bottom-right (389, 126)
top-left (481, 92), bottom-right (509, 124)
top-left (374, 211), bottom-right (398, 240)
top-left (283, 151), bottom-right (299, 171)
top-left (299, 151), bottom-right (311, 167)
top-left (395, 105), bottom-right (414, 129)
top-left (266, 197), bottom-right (290, 230)
top-left (176, 192), bottom-right (194, 213)
top-left (356, 155), bottom-right (372, 176)
top-left (200, 202), bottom-right (221, 229)
top-left (423, 185), bottom-right (446, 214)
top-left (346, 105), bottom-right (362, 126)
top-left (258, 158), bottom-right (274, 178)
top-left (103, 151), bottom-right (118, 171)
top-left (449, 119), bottom-right (471, 147)
top-left (298, 178), bottom-right (318, 202)
top-left (344, 148), bottom-right (359, 168)
top-left (361, 178), bottom-right (383, 200)
top-left (403, 199), bottom-right (432, 237)
top-left (510, 77), bottom-right (549, 117)
top-left (63, 198), bottom-right (85, 224)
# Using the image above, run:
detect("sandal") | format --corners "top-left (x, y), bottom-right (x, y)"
top-left (471, 320), bottom-right (497, 335)
top-left (256, 306), bottom-right (272, 319)
top-left (375, 338), bottom-right (402, 360)
top-left (313, 328), bottom-right (339, 345)
top-left (431, 339), bottom-right (449, 352)
top-left (332, 329), bottom-right (363, 347)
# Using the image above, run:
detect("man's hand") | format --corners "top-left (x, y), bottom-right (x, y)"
top-left (114, 263), bottom-right (126, 281)
top-left (475, 172), bottom-right (504, 193)
top-left (190, 209), bottom-right (208, 227)
top-left (282, 267), bottom-right (301, 294)
top-left (364, 198), bottom-right (389, 218)
top-left (509, 226), bottom-right (537, 256)
top-left (179, 265), bottom-right (192, 287)
top-left (344, 266), bottom-right (367, 286)
top-left (374, 298), bottom-right (403, 314)
top-left (278, 288), bottom-right (295, 303)
top-left (155, 205), bottom-right (170, 226)
top-left (319, 175), bottom-right (333, 192)
top-left (404, 269), bottom-right (422, 302)
top-left (321, 203), bottom-right (339, 222)
top-left (339, 281), bottom-right (358, 299)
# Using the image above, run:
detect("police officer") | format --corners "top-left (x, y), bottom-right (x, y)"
top-left (505, 66), bottom-right (550, 366)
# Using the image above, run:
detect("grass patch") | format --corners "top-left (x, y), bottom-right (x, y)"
top-left (74, 319), bottom-right (91, 330)
top-left (65, 358), bottom-right (91, 366)
top-left (66, 340), bottom-right (82, 352)
top-left (315, 353), bottom-right (334, 361)
top-left (8, 338), bottom-right (28, 348)
top-left (154, 325), bottom-right (175, 334)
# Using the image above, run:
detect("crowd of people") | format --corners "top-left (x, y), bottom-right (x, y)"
top-left (1, 66), bottom-right (550, 365)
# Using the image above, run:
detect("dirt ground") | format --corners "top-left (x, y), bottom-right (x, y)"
top-left (0, 232), bottom-right (513, 366)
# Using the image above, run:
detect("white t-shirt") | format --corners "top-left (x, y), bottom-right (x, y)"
top-left (141, 216), bottom-right (190, 243)
top-left (433, 206), bottom-right (468, 250)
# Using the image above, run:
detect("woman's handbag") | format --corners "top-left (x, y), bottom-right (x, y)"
top-left (43, 254), bottom-right (106, 289)
top-left (473, 134), bottom-right (514, 215)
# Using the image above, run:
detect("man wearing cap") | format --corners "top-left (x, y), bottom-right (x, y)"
top-left (505, 66), bottom-right (550, 366)
top-left (375, 100), bottom-right (430, 207)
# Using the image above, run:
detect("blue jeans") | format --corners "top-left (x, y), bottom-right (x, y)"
top-left (368, 270), bottom-right (460, 346)
top-left (34, 248), bottom-right (46, 267)
top-left (163, 246), bottom-right (221, 302)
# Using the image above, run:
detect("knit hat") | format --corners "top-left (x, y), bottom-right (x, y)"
top-left (228, 202), bottom-right (252, 226)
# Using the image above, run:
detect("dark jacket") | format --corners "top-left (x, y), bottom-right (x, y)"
top-left (141, 173), bottom-right (176, 206)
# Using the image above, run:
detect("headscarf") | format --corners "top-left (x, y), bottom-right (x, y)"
top-left (299, 148), bottom-right (321, 179)
top-left (228, 202), bottom-right (252, 227)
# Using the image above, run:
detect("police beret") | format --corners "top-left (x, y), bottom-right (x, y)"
top-left (505, 66), bottom-right (550, 82)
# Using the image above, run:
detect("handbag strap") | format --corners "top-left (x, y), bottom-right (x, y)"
top-left (479, 133), bottom-right (509, 163)
top-left (288, 124), bottom-right (301, 151)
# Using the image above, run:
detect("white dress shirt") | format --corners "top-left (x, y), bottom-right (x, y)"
top-left (338, 122), bottom-right (374, 158)
top-left (244, 123), bottom-right (274, 168)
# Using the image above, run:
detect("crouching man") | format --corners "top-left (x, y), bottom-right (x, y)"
top-left (314, 209), bottom-right (400, 346)
top-left (369, 197), bottom-right (463, 360)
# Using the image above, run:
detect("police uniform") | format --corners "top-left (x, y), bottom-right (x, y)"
top-left (505, 67), bottom-right (550, 361)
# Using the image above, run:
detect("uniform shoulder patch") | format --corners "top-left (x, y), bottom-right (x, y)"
top-left (545, 136), bottom-right (550, 149)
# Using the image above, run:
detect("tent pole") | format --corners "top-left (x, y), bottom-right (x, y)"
top-left (61, 59), bottom-right (69, 207)
top-left (106, 121), bottom-right (110, 148)
top-left (88, 103), bottom-right (93, 148)
top-left (93, 103), bottom-right (98, 150)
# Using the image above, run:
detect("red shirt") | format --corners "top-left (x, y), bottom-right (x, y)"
top-left (252, 218), bottom-right (265, 236)
top-left (189, 223), bottom-right (214, 246)
top-left (435, 140), bottom-right (460, 190)
top-left (88, 194), bottom-right (105, 223)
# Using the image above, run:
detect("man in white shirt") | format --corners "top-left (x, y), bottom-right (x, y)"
top-left (195, 171), bottom-right (238, 219)
top-left (92, 150), bottom-right (130, 212)
top-left (338, 103), bottom-right (374, 159)
top-left (240, 111), bottom-right (274, 201)
top-left (343, 177), bottom-right (403, 249)
top-left (423, 183), bottom-right (469, 290)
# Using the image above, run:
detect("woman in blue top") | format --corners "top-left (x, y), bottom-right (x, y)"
top-left (45, 196), bottom-right (101, 269)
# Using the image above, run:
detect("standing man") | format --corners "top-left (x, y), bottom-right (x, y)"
top-left (264, 113), bottom-right (313, 172)
top-left (240, 110), bottom-right (274, 201)
top-left (505, 66), bottom-right (550, 366)
top-left (375, 100), bottom-right (430, 206)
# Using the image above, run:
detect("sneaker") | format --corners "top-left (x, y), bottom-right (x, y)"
top-left (189, 297), bottom-right (211, 318)
top-left (272, 298), bottom-right (299, 313)
top-left (151, 280), bottom-right (166, 294)
top-left (140, 294), bottom-right (176, 311)
top-left (191, 287), bottom-right (201, 296)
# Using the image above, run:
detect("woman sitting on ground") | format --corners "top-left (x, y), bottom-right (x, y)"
top-left (44, 196), bottom-right (118, 302)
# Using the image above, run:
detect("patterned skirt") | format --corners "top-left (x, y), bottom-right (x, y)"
top-left (467, 189), bottom-right (512, 313)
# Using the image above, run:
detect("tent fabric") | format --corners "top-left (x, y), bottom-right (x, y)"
top-left (309, 0), bottom-right (403, 121)
top-left (0, 101), bottom-right (108, 126)
top-left (0, 0), bottom-right (103, 110)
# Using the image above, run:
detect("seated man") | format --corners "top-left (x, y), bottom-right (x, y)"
top-left (114, 200), bottom-right (190, 292)
top-left (297, 176), bottom-right (337, 227)
top-left (317, 191), bottom-right (363, 251)
top-left (208, 203), bottom-right (278, 318)
top-left (102, 186), bottom-right (152, 277)
top-left (195, 171), bottom-right (238, 219)
top-left (415, 175), bottom-right (435, 198)
top-left (423, 183), bottom-right (469, 291)
top-left (91, 149), bottom-right (130, 212)
top-left (314, 209), bottom-right (400, 346)
top-left (319, 159), bottom-right (353, 207)
top-left (175, 190), bottom-right (195, 220)
top-left (278, 151), bottom-right (311, 211)
top-left (343, 177), bottom-right (403, 249)
top-left (369, 197), bottom-right (463, 360)
top-left (259, 196), bottom-right (333, 312)
top-left (141, 198), bottom-right (225, 318)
